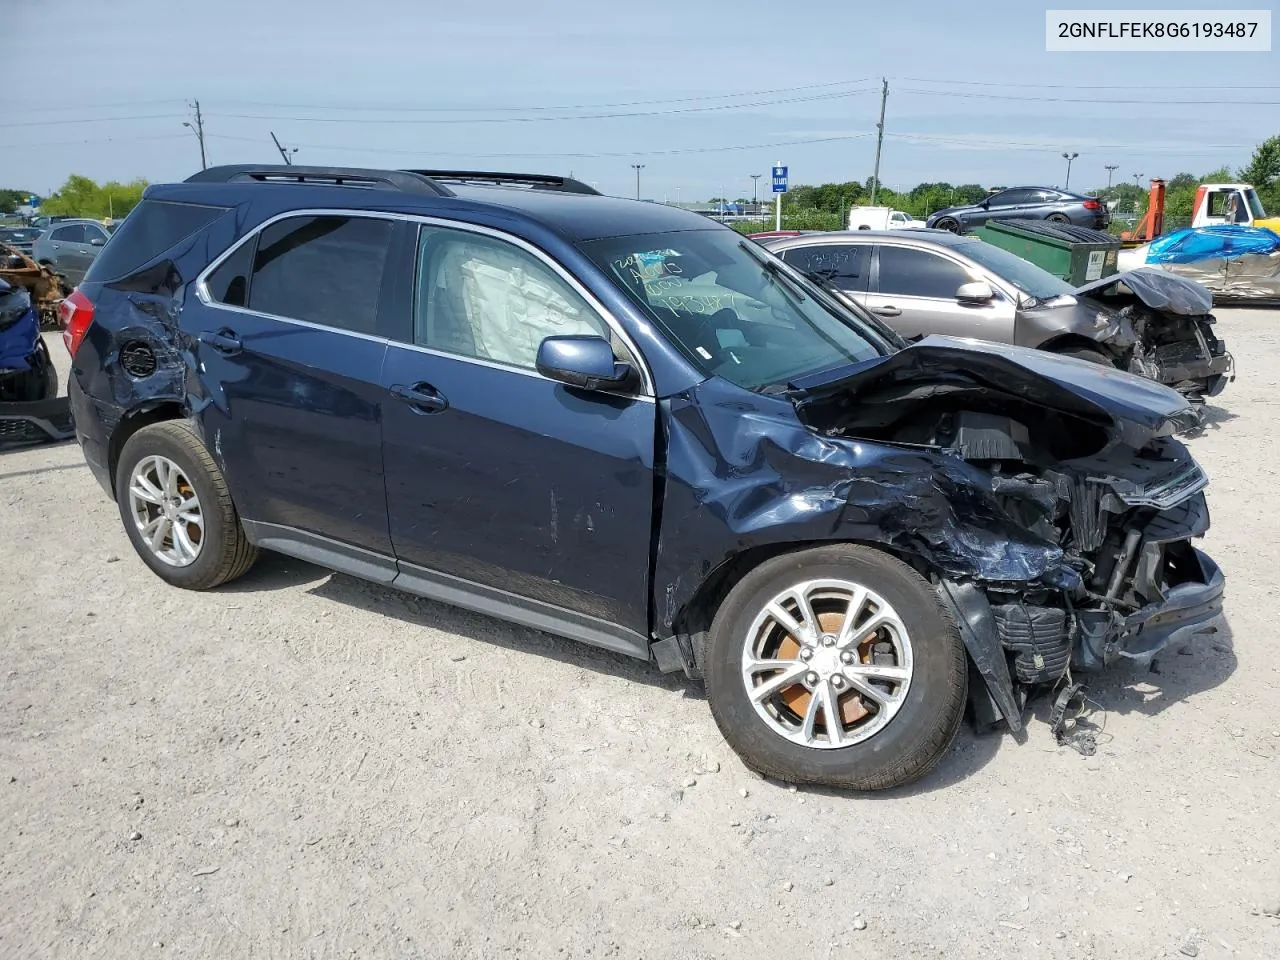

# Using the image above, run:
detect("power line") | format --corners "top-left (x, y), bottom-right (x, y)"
top-left (886, 131), bottom-right (1251, 153)
top-left (206, 131), bottom-right (874, 159)
top-left (205, 89), bottom-right (878, 126)
top-left (897, 88), bottom-right (1280, 105)
top-left (0, 113), bottom-right (186, 129)
top-left (0, 98), bottom-right (187, 115)
top-left (208, 79), bottom-right (877, 113)
top-left (896, 76), bottom-right (1280, 90)
top-left (0, 133), bottom-right (190, 151)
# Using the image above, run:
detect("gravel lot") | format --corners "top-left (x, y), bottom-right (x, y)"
top-left (4, 312), bottom-right (1279, 959)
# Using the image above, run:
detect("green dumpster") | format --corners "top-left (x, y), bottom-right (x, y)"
top-left (972, 218), bottom-right (1121, 286)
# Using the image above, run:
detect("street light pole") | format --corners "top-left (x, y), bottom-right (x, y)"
top-left (750, 174), bottom-right (761, 209)
top-left (631, 163), bottom-right (644, 201)
top-left (1104, 163), bottom-right (1119, 195)
top-left (1133, 172), bottom-right (1143, 189)
top-left (1061, 151), bottom-right (1079, 190)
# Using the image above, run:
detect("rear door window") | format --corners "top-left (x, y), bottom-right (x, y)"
top-left (246, 215), bottom-right (394, 335)
top-left (875, 246), bottom-right (973, 299)
top-left (84, 199), bottom-right (228, 283)
top-left (780, 244), bottom-right (870, 292)
top-left (52, 224), bottom-right (86, 244)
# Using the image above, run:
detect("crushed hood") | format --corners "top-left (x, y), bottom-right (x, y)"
top-left (1075, 267), bottom-right (1213, 316)
top-left (788, 335), bottom-right (1199, 448)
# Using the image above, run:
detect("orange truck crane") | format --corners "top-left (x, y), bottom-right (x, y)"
top-left (1122, 179), bottom-right (1280, 244)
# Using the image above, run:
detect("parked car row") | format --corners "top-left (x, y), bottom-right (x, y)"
top-left (59, 165), bottom-right (1225, 793)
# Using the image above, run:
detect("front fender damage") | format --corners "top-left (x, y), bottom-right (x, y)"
top-left (656, 339), bottom-right (1225, 736)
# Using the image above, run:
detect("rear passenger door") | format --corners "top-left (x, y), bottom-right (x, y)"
top-left (378, 222), bottom-right (657, 652)
top-left (191, 213), bottom-right (400, 567)
top-left (777, 243), bottom-right (871, 308)
top-left (866, 244), bottom-right (1015, 342)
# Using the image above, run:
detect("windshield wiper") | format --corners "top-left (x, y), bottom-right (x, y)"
top-left (738, 239), bottom-right (808, 306)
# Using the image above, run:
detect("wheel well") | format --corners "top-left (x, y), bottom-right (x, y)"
top-left (1039, 333), bottom-right (1115, 359)
top-left (672, 539), bottom-right (931, 669)
top-left (107, 402), bottom-right (185, 494)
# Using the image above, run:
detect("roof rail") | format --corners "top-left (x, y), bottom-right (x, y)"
top-left (184, 164), bottom-right (455, 197)
top-left (402, 169), bottom-right (601, 196)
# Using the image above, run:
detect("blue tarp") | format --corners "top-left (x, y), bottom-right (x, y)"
top-left (1146, 225), bottom-right (1280, 264)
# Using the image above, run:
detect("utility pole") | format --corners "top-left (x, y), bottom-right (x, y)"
top-left (183, 100), bottom-right (207, 171)
top-left (1104, 164), bottom-right (1119, 196)
top-left (870, 77), bottom-right (888, 206)
top-left (270, 131), bottom-right (297, 165)
top-left (750, 173), bottom-right (761, 209)
top-left (631, 163), bottom-right (644, 200)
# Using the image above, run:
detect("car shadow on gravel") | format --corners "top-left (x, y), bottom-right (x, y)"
top-left (1060, 621), bottom-right (1239, 721)
top-left (296, 567), bottom-right (696, 695)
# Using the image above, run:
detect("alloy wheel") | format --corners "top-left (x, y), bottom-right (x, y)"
top-left (740, 578), bottom-right (914, 749)
top-left (127, 455), bottom-right (204, 567)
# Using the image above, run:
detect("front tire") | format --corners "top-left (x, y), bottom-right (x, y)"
top-left (114, 420), bottom-right (257, 589)
top-left (704, 544), bottom-right (967, 791)
top-left (933, 217), bottom-right (961, 233)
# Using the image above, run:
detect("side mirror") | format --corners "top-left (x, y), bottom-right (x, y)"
top-left (957, 280), bottom-right (995, 303)
top-left (89, 237), bottom-right (106, 247)
top-left (536, 335), bottom-right (633, 391)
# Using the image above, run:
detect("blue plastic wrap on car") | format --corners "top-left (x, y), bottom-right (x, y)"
top-left (0, 304), bottom-right (38, 371)
top-left (1145, 225), bottom-right (1280, 264)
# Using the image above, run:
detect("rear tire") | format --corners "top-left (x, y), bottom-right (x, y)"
top-left (114, 420), bottom-right (257, 590)
top-left (703, 544), bottom-right (967, 791)
top-left (1047, 213), bottom-right (1071, 223)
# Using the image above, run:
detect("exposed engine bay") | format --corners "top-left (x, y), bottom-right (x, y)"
top-left (787, 336), bottom-right (1225, 733)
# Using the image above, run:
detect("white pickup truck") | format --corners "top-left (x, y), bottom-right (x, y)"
top-left (847, 206), bottom-right (926, 231)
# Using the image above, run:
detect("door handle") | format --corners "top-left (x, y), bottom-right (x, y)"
top-left (873, 305), bottom-right (901, 317)
top-left (197, 330), bottom-right (242, 355)
top-left (390, 382), bottom-right (448, 413)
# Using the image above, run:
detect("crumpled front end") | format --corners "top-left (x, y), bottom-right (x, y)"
top-left (1077, 267), bottom-right (1235, 405)
top-left (655, 337), bottom-right (1226, 735)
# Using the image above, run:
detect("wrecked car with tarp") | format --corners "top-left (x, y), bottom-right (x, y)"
top-left (1075, 267), bottom-right (1234, 407)
top-left (1118, 224), bottom-right (1280, 304)
top-left (67, 171), bottom-right (1226, 791)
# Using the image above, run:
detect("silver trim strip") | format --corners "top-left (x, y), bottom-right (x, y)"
top-left (192, 207), bottom-right (655, 398)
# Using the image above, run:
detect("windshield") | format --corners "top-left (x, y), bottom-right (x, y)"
top-left (579, 229), bottom-right (888, 390)
top-left (954, 239), bottom-right (1076, 301)
top-left (0, 228), bottom-right (38, 242)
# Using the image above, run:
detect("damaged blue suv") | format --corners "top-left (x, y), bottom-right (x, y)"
top-left (65, 166), bottom-right (1225, 790)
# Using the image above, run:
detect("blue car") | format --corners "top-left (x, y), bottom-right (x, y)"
top-left (0, 276), bottom-right (69, 446)
top-left (64, 165), bottom-right (1224, 790)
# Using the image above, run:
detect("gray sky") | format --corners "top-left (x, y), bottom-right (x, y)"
top-left (4, 0), bottom-right (1276, 200)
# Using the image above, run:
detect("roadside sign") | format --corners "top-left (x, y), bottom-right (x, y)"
top-left (771, 165), bottom-right (788, 193)
top-left (26, 195), bottom-right (41, 208)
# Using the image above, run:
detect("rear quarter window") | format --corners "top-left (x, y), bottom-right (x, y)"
top-left (84, 199), bottom-right (229, 283)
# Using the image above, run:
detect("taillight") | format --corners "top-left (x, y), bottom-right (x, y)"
top-left (59, 288), bottom-right (96, 357)
top-left (1082, 199), bottom-right (1101, 210)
